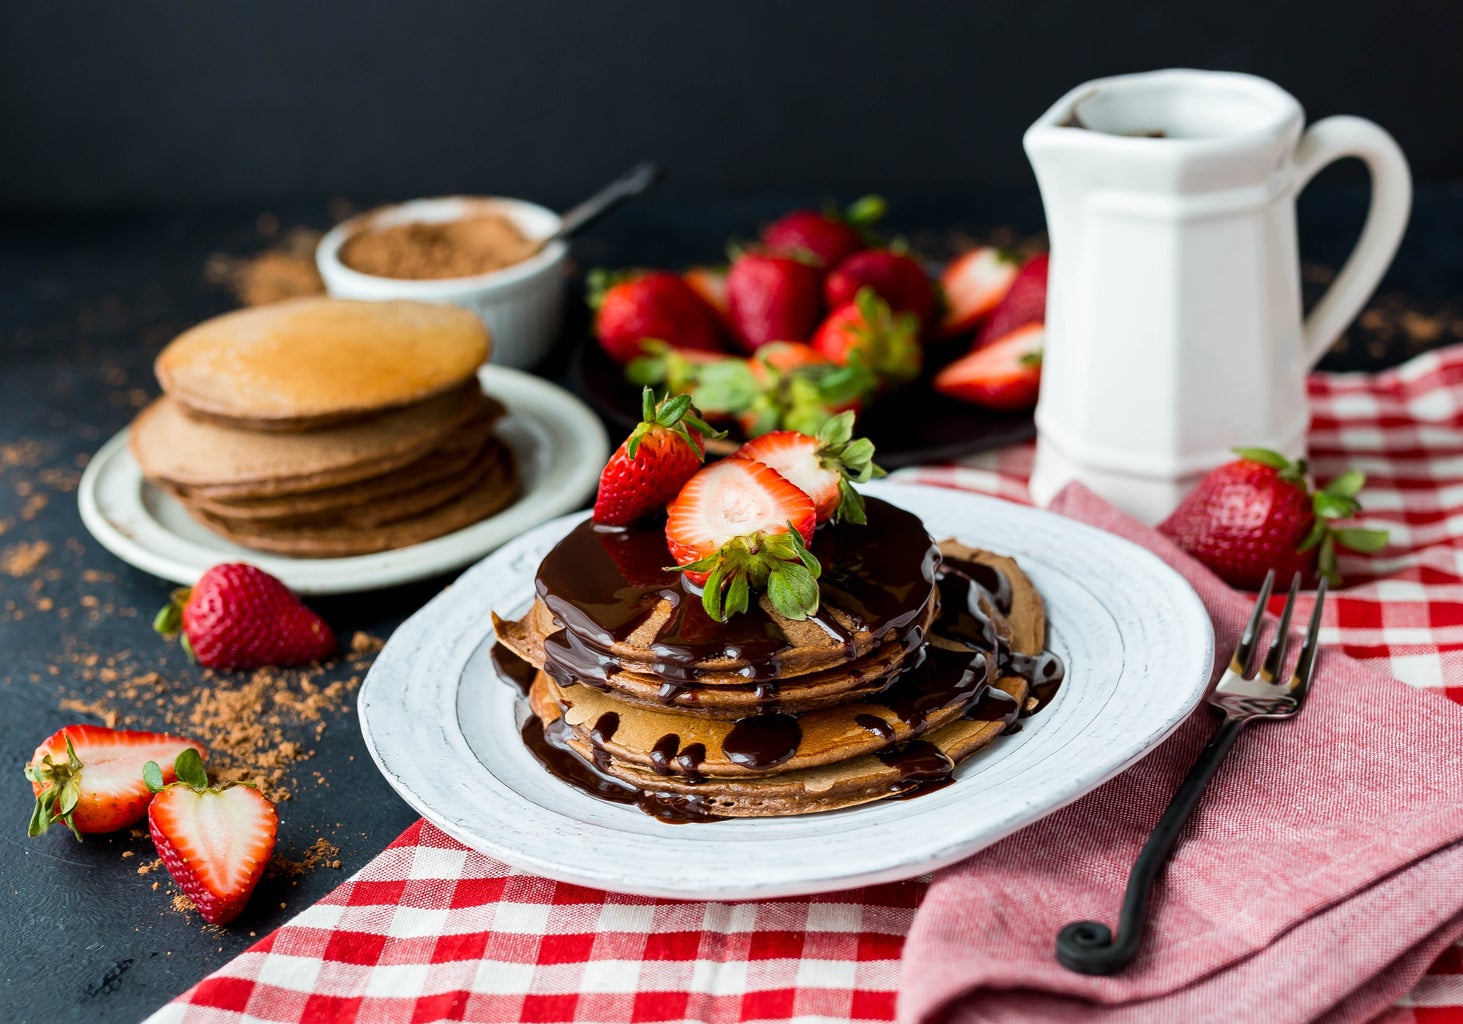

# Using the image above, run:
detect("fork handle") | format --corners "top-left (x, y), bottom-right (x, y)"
top-left (1056, 715), bottom-right (1246, 975)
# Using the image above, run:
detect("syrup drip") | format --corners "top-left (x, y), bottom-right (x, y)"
top-left (722, 713), bottom-right (802, 770)
top-left (490, 645), bottom-right (536, 696)
top-left (525, 718), bottom-right (725, 824)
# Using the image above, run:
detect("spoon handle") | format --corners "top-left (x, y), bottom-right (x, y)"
top-left (548, 161), bottom-right (666, 245)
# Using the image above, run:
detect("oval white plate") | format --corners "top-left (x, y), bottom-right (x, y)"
top-left (77, 366), bottom-right (609, 595)
top-left (359, 480), bottom-right (1215, 900)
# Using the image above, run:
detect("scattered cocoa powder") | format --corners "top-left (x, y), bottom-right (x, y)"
top-left (204, 227), bottom-right (326, 307)
top-left (269, 838), bottom-right (343, 882)
top-left (338, 213), bottom-right (533, 280)
top-left (2, 540), bottom-right (50, 577)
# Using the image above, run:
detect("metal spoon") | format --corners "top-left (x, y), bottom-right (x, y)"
top-left (531, 161), bottom-right (666, 254)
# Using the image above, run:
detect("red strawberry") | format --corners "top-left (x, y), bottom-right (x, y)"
top-left (824, 249), bottom-right (935, 324)
top-left (26, 725), bottom-right (206, 839)
top-left (593, 388), bottom-right (721, 526)
top-left (144, 749), bottom-right (277, 926)
top-left (761, 196), bottom-right (885, 269)
top-left (1158, 449), bottom-right (1389, 590)
top-left (933, 324), bottom-right (1044, 410)
top-left (974, 254), bottom-right (1048, 348)
top-left (682, 266), bottom-right (734, 333)
top-left (725, 252), bottom-right (824, 352)
top-left (937, 247), bottom-right (1020, 338)
top-left (154, 564), bottom-right (336, 671)
top-left (591, 270), bottom-right (725, 364)
top-left (665, 458), bottom-right (819, 621)
top-left (736, 412), bottom-right (885, 524)
top-left (812, 288), bottom-right (922, 387)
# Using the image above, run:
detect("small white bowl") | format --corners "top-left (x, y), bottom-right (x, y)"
top-left (316, 196), bottom-right (569, 369)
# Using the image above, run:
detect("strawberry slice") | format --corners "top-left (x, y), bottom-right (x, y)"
top-left (682, 266), bottom-right (735, 334)
top-left (26, 725), bottom-right (206, 840)
top-left (155, 563), bottom-right (336, 671)
top-left (937, 247), bottom-right (1020, 338)
top-left (665, 458), bottom-right (819, 622)
top-left (593, 388), bottom-right (722, 526)
top-left (812, 288), bottom-right (921, 387)
top-left (933, 324), bottom-right (1044, 410)
top-left (736, 412), bottom-right (885, 525)
top-left (974, 254), bottom-right (1048, 348)
top-left (144, 748), bottom-right (278, 926)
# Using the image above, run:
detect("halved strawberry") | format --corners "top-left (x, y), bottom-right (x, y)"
top-left (933, 324), bottom-right (1044, 410)
top-left (144, 748), bottom-right (278, 926)
top-left (974, 254), bottom-right (1048, 348)
top-left (682, 266), bottom-right (735, 334)
top-left (665, 458), bottom-right (819, 621)
top-left (937, 247), bottom-right (1020, 338)
top-left (26, 725), bottom-right (206, 840)
top-left (812, 288), bottom-right (922, 387)
top-left (594, 388), bottom-right (722, 526)
top-left (736, 412), bottom-right (885, 525)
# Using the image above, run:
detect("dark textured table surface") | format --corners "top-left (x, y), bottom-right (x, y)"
top-left (1, 188), bottom-right (1459, 1023)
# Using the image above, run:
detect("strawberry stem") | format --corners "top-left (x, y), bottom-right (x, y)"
top-left (25, 736), bottom-right (85, 841)
top-left (674, 527), bottom-right (823, 622)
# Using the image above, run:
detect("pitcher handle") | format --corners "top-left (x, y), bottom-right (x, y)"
top-left (1295, 116), bottom-right (1412, 367)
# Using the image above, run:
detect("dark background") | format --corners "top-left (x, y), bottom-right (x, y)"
top-left (1, 4), bottom-right (1460, 1021)
top-left (1, 0), bottom-right (1461, 214)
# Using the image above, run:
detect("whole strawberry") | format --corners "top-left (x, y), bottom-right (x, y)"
top-left (593, 388), bottom-right (722, 526)
top-left (725, 252), bottom-right (825, 352)
top-left (591, 269), bottom-right (726, 364)
top-left (154, 563), bottom-right (336, 670)
top-left (761, 195), bottom-right (885, 269)
top-left (824, 249), bottom-right (936, 324)
top-left (1158, 448), bottom-right (1389, 590)
top-left (144, 748), bottom-right (277, 926)
top-left (812, 287), bottom-right (922, 388)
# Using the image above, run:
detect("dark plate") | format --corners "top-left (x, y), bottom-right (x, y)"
top-left (572, 341), bottom-right (1035, 469)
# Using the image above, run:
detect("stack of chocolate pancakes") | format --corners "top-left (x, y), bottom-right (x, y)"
top-left (131, 297), bottom-right (518, 556)
top-left (493, 496), bottom-right (1064, 820)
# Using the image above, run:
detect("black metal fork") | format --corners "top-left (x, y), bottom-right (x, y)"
top-left (1055, 570), bottom-right (1327, 975)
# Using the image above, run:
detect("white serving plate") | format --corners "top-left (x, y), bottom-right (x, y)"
top-left (358, 480), bottom-right (1215, 900)
top-left (77, 365), bottom-right (608, 595)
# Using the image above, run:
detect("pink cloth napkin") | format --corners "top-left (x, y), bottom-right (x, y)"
top-left (898, 483), bottom-right (1463, 1024)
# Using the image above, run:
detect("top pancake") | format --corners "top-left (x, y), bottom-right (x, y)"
top-left (155, 298), bottom-right (491, 429)
top-left (522, 498), bottom-right (942, 687)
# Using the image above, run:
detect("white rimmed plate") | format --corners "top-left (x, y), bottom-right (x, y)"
top-left (77, 365), bottom-right (608, 595)
top-left (358, 480), bottom-right (1215, 900)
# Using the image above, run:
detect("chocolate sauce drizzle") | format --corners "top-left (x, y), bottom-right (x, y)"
top-left (511, 498), bottom-right (1066, 819)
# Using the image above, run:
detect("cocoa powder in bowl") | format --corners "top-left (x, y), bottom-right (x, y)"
top-left (339, 213), bottom-right (535, 280)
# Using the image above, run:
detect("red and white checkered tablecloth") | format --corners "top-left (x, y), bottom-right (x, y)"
top-left (149, 345), bottom-right (1463, 1024)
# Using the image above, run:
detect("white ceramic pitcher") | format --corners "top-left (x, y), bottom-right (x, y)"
top-left (1024, 69), bottom-right (1411, 524)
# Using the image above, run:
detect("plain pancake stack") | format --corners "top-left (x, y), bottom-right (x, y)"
top-left (131, 297), bottom-right (519, 557)
top-left (493, 497), bottom-right (1054, 819)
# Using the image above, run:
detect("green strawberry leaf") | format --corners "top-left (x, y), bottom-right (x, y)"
top-left (1297, 516), bottom-right (1329, 553)
top-left (1232, 447), bottom-right (1292, 471)
top-left (1333, 527), bottom-right (1389, 553)
top-left (1323, 469), bottom-right (1366, 499)
top-left (142, 760), bottom-right (166, 793)
top-left (844, 194), bottom-right (887, 227)
top-left (173, 747), bottom-right (208, 790)
top-left (1314, 493), bottom-right (1362, 521)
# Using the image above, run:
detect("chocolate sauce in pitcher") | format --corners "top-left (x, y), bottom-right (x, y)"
top-left (510, 498), bottom-right (1066, 819)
